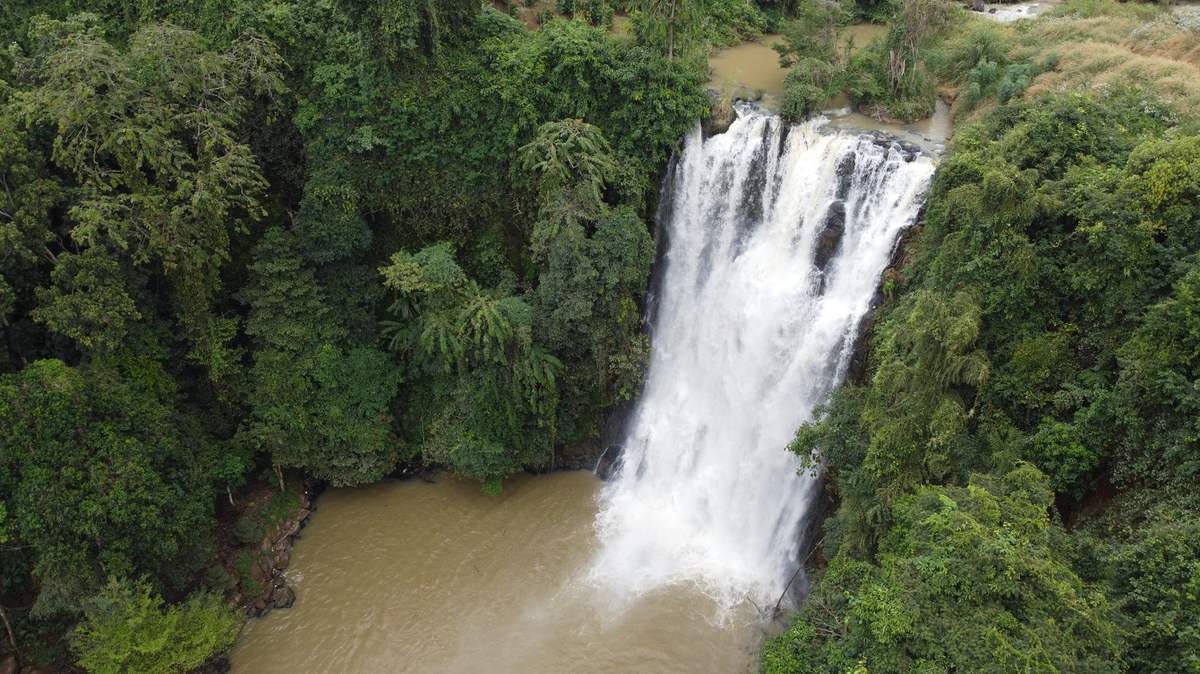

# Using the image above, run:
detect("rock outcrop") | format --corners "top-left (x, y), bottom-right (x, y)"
top-left (236, 489), bottom-right (314, 619)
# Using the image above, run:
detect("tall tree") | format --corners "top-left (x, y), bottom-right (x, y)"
top-left (240, 228), bottom-right (401, 486)
top-left (0, 359), bottom-right (219, 616)
top-left (381, 243), bottom-right (561, 487)
top-left (12, 16), bottom-right (284, 380)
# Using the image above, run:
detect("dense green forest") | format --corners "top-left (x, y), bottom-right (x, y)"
top-left (1, 0), bottom-right (1197, 670)
top-left (765, 2), bottom-right (1200, 672)
top-left (0, 0), bottom-right (719, 667)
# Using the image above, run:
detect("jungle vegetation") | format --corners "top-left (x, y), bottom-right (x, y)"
top-left (0, 0), bottom-right (1197, 671)
top-left (765, 1), bottom-right (1200, 672)
top-left (0, 0), bottom-right (713, 667)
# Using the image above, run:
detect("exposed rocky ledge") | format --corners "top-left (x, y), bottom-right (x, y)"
top-left (233, 486), bottom-right (314, 620)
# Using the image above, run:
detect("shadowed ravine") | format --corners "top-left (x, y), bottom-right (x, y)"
top-left (230, 107), bottom-right (934, 673)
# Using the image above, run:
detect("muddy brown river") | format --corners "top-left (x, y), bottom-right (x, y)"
top-left (230, 472), bottom-right (762, 673)
top-left (707, 26), bottom-right (953, 152)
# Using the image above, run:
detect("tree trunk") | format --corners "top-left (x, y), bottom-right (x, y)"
top-left (666, 0), bottom-right (677, 61)
top-left (0, 602), bottom-right (19, 661)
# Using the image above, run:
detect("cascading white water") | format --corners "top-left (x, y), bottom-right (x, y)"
top-left (590, 105), bottom-right (935, 609)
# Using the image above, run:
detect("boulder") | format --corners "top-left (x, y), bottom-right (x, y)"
top-left (272, 585), bottom-right (296, 610)
top-left (273, 546), bottom-right (291, 571)
top-left (835, 153), bottom-right (856, 199)
top-left (813, 201), bottom-right (846, 272)
top-left (190, 655), bottom-right (232, 674)
top-left (703, 113), bottom-right (735, 138)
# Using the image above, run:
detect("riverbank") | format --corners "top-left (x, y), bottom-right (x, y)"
top-left (705, 26), bottom-right (955, 153)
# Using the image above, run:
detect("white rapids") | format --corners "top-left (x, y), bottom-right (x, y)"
top-left (589, 105), bottom-right (935, 609)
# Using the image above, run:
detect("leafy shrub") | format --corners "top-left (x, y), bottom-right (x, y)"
top-left (780, 58), bottom-right (843, 120)
top-left (580, 0), bottom-right (615, 28)
top-left (1073, 492), bottom-right (1200, 674)
top-left (232, 515), bottom-right (263, 545)
top-left (704, 0), bottom-right (768, 47)
top-left (234, 552), bottom-right (263, 598)
top-left (203, 565), bottom-right (235, 594)
top-left (764, 467), bottom-right (1122, 673)
top-left (774, 0), bottom-right (850, 66)
top-left (1027, 418), bottom-right (1098, 495)
top-left (72, 578), bottom-right (239, 674)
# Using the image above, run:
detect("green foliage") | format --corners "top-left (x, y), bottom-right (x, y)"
top-left (520, 119), bottom-right (619, 253)
top-left (233, 551), bottom-right (262, 598)
top-left (241, 228), bottom-right (401, 486)
top-left (840, 0), bottom-right (954, 120)
top-left (72, 578), bottom-right (238, 674)
top-left (1072, 492), bottom-right (1200, 674)
top-left (776, 82), bottom-right (1200, 673)
top-left (0, 359), bottom-right (219, 616)
top-left (381, 242), bottom-right (563, 483)
top-left (780, 58), bottom-right (843, 120)
top-left (0, 0), bottom-right (700, 661)
top-left (580, 0), bottom-right (615, 27)
top-left (765, 466), bottom-right (1122, 673)
top-left (31, 249), bottom-right (139, 352)
top-left (339, 0), bottom-right (480, 60)
top-left (936, 22), bottom-right (1057, 115)
top-left (12, 16), bottom-right (283, 378)
top-left (774, 0), bottom-right (849, 66)
top-left (632, 0), bottom-right (705, 60)
top-left (702, 0), bottom-right (768, 47)
top-left (1100, 263), bottom-right (1200, 486)
top-left (231, 489), bottom-right (300, 546)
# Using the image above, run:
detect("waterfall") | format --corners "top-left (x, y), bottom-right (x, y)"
top-left (589, 105), bottom-right (935, 609)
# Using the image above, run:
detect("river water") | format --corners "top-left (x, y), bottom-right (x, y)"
top-left (707, 29), bottom-right (953, 153)
top-left (230, 472), bottom-right (761, 673)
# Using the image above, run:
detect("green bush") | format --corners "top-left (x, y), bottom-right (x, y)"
top-left (580, 0), bottom-right (614, 27)
top-left (773, 85), bottom-right (1200, 674)
top-left (1073, 493), bottom-right (1200, 674)
top-left (703, 0), bottom-right (768, 47)
top-left (232, 515), bottom-right (263, 545)
top-left (72, 578), bottom-right (239, 674)
top-left (203, 565), bottom-right (236, 594)
top-left (780, 58), bottom-right (843, 120)
top-left (764, 467), bottom-right (1122, 673)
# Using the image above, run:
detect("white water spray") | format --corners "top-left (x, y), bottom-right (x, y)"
top-left (590, 105), bottom-right (935, 609)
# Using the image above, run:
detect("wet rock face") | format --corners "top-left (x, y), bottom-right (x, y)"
top-left (271, 584), bottom-right (296, 610)
top-left (594, 444), bottom-right (622, 480)
top-left (835, 153), bottom-right (856, 200)
top-left (703, 89), bottom-right (735, 138)
top-left (191, 654), bottom-right (232, 674)
top-left (236, 488), bottom-right (315, 620)
top-left (813, 201), bottom-right (847, 273)
top-left (866, 132), bottom-right (921, 162)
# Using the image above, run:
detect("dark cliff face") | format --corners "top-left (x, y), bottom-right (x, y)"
top-left (845, 212), bottom-right (924, 386)
top-left (813, 200), bottom-right (847, 275)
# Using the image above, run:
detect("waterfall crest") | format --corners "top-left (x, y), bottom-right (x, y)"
top-left (590, 105), bottom-right (935, 608)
